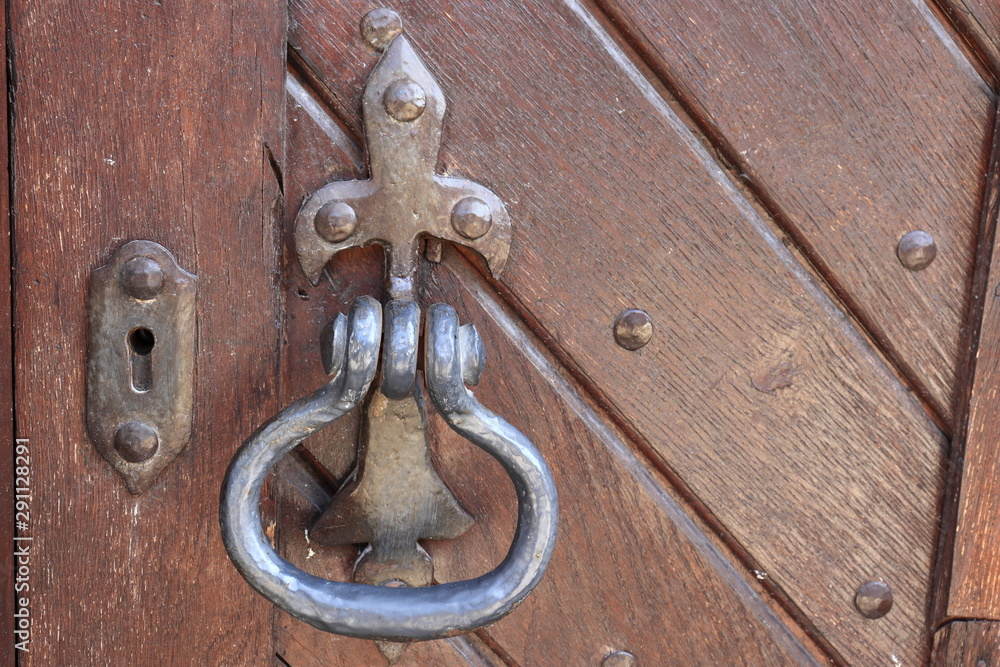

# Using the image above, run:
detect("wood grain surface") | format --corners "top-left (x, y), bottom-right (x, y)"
top-left (0, 5), bottom-right (12, 663)
top-left (945, 101), bottom-right (1000, 621)
top-left (274, 71), bottom-right (828, 666)
top-left (595, 0), bottom-right (995, 424)
top-left (937, 0), bottom-right (1000, 78)
top-left (933, 620), bottom-right (1000, 666)
top-left (9, 0), bottom-right (286, 663)
top-left (288, 2), bottom-right (949, 663)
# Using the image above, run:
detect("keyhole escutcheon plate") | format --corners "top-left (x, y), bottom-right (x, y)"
top-left (86, 240), bottom-right (197, 494)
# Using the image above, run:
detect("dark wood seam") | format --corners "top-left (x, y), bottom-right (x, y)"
top-left (931, 98), bottom-right (1000, 630)
top-left (930, 0), bottom-right (1000, 88)
top-left (288, 50), bottom-right (364, 152)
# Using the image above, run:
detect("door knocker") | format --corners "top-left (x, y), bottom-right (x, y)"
top-left (220, 8), bottom-right (559, 646)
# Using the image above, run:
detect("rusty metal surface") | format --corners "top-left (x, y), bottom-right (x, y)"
top-left (219, 297), bottom-right (559, 640)
top-left (86, 240), bottom-right (196, 494)
top-left (293, 11), bottom-right (511, 299)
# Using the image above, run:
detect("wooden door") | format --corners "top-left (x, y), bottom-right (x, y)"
top-left (5, 0), bottom-right (1000, 665)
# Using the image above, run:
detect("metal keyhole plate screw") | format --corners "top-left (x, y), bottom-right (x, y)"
top-left (451, 197), bottom-right (493, 239)
top-left (315, 201), bottom-right (358, 243)
top-left (602, 650), bottom-right (638, 666)
top-left (613, 309), bottom-right (653, 350)
top-left (896, 231), bottom-right (937, 271)
top-left (360, 8), bottom-right (403, 51)
top-left (114, 421), bottom-right (159, 463)
top-left (121, 256), bottom-right (165, 300)
top-left (854, 580), bottom-right (893, 619)
top-left (384, 79), bottom-right (426, 122)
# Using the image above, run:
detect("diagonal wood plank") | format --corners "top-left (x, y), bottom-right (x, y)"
top-left (932, 620), bottom-right (1000, 666)
top-left (9, 0), bottom-right (287, 662)
top-left (425, 252), bottom-right (829, 665)
top-left (942, 102), bottom-right (1000, 622)
top-left (289, 2), bottom-right (949, 662)
top-left (936, 0), bottom-right (1000, 78)
top-left (596, 0), bottom-right (995, 423)
top-left (276, 72), bottom-right (828, 666)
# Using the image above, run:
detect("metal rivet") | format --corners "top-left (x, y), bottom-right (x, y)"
top-left (613, 309), bottom-right (653, 350)
top-left (114, 421), bottom-right (159, 463)
top-left (314, 201), bottom-right (358, 243)
top-left (976, 660), bottom-right (987, 667)
top-left (896, 231), bottom-right (937, 271)
top-left (360, 8), bottom-right (402, 52)
top-left (854, 580), bottom-right (893, 619)
top-left (602, 651), bottom-right (638, 667)
top-left (451, 197), bottom-right (493, 239)
top-left (384, 79), bottom-right (426, 122)
top-left (120, 256), bottom-right (164, 300)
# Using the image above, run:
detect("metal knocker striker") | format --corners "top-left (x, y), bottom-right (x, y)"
top-left (219, 8), bottom-right (559, 645)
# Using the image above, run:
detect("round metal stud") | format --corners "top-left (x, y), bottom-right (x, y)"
top-left (613, 309), bottom-right (653, 351)
top-left (360, 8), bottom-right (403, 51)
top-left (120, 256), bottom-right (164, 300)
top-left (315, 201), bottom-right (358, 243)
top-left (114, 421), bottom-right (159, 463)
top-left (602, 650), bottom-right (638, 667)
top-left (896, 231), bottom-right (937, 271)
top-left (450, 197), bottom-right (493, 239)
top-left (384, 79), bottom-right (426, 122)
top-left (854, 580), bottom-right (893, 619)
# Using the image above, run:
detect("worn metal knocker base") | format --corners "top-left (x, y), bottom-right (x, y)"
top-left (221, 298), bottom-right (557, 640)
top-left (220, 7), bottom-right (558, 649)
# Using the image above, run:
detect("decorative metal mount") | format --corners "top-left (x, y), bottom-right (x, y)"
top-left (87, 240), bottom-right (197, 494)
top-left (293, 8), bottom-right (511, 300)
top-left (220, 9), bottom-right (558, 663)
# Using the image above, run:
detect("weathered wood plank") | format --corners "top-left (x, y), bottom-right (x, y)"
top-left (276, 73), bottom-right (827, 666)
top-left (424, 252), bottom-right (829, 666)
top-left (937, 0), bottom-right (1000, 78)
top-left (596, 0), bottom-right (994, 422)
top-left (289, 2), bottom-right (948, 662)
top-left (945, 103), bottom-right (1000, 621)
top-left (10, 0), bottom-right (286, 662)
top-left (933, 620), bottom-right (1000, 666)
top-left (0, 5), bottom-right (13, 663)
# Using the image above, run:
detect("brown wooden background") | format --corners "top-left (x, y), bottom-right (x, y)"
top-left (4, 0), bottom-right (1000, 665)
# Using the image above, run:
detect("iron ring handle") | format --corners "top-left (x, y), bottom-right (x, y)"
top-left (220, 297), bottom-right (559, 641)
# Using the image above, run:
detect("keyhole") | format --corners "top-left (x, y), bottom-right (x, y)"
top-left (128, 327), bottom-right (155, 392)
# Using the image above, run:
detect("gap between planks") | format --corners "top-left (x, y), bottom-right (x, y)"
top-left (929, 0), bottom-right (1000, 87)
